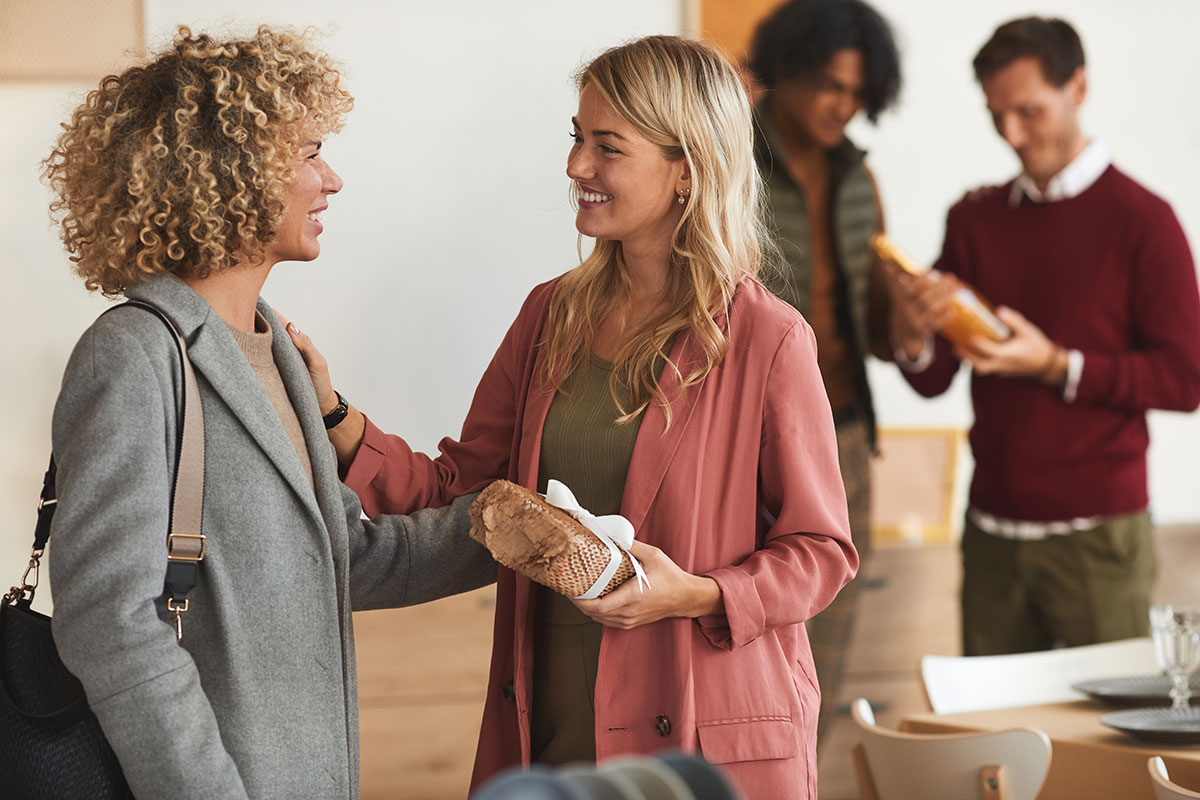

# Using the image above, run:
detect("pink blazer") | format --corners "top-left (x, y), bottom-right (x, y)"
top-left (345, 276), bottom-right (856, 799)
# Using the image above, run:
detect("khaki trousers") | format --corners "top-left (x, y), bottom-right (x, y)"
top-left (961, 510), bottom-right (1157, 656)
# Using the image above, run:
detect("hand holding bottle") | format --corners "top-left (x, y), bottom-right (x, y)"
top-left (955, 306), bottom-right (1068, 386)
top-left (872, 234), bottom-right (1012, 352)
top-left (885, 268), bottom-right (963, 360)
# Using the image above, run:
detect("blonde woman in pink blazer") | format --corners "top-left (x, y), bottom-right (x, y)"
top-left (289, 35), bottom-right (856, 799)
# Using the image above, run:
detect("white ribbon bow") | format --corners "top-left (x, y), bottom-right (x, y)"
top-left (543, 479), bottom-right (651, 600)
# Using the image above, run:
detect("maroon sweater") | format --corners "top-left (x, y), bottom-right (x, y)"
top-left (904, 165), bottom-right (1200, 520)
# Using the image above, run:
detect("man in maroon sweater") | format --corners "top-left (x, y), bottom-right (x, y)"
top-left (889, 17), bottom-right (1200, 655)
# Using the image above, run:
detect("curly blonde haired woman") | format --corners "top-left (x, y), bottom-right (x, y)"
top-left (43, 26), bottom-right (493, 799)
top-left (290, 35), bottom-right (856, 798)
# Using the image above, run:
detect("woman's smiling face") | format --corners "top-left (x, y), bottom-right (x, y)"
top-left (264, 140), bottom-right (344, 265)
top-left (566, 83), bottom-right (688, 251)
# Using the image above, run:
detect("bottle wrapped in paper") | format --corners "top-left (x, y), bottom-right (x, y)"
top-left (468, 479), bottom-right (650, 599)
top-left (870, 232), bottom-right (1012, 344)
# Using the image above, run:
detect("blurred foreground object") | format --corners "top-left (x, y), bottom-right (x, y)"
top-left (470, 751), bottom-right (742, 799)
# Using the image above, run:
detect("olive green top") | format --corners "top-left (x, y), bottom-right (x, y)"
top-left (532, 355), bottom-right (649, 764)
top-left (538, 356), bottom-right (645, 532)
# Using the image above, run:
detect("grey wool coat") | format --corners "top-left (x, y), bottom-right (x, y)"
top-left (47, 273), bottom-right (496, 799)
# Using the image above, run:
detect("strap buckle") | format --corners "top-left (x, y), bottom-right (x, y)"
top-left (5, 548), bottom-right (44, 605)
top-left (164, 535), bottom-right (202, 642)
top-left (166, 598), bottom-right (189, 641)
top-left (166, 533), bottom-right (206, 562)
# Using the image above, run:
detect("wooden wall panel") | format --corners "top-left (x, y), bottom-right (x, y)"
top-left (697, 0), bottom-right (784, 64)
top-left (0, 0), bottom-right (143, 81)
top-left (871, 427), bottom-right (963, 545)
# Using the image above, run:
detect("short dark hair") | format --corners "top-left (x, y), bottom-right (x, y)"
top-left (749, 0), bottom-right (901, 123)
top-left (973, 17), bottom-right (1085, 86)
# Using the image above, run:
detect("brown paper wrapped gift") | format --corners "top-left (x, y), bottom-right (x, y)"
top-left (468, 480), bottom-right (635, 598)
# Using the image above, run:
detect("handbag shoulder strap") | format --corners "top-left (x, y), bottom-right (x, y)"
top-left (118, 301), bottom-right (206, 640)
top-left (119, 301), bottom-right (206, 554)
top-left (8, 300), bottom-right (206, 641)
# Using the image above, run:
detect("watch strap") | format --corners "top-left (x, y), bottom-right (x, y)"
top-left (323, 391), bottom-right (349, 430)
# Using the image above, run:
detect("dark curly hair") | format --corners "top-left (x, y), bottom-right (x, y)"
top-left (749, 0), bottom-right (901, 123)
top-left (43, 25), bottom-right (353, 296)
top-left (973, 17), bottom-right (1085, 87)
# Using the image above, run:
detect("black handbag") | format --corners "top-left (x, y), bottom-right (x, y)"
top-left (0, 302), bottom-right (206, 800)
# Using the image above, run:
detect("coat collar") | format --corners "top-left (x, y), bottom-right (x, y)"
top-left (124, 274), bottom-right (331, 537)
top-left (619, 328), bottom-right (708, 535)
top-left (259, 301), bottom-right (350, 572)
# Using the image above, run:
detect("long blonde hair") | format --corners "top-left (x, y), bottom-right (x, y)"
top-left (541, 35), bottom-right (775, 427)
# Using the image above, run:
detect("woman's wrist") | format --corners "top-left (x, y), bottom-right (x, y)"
top-left (328, 404), bottom-right (366, 474)
top-left (319, 391), bottom-right (342, 417)
top-left (321, 391), bottom-right (349, 430)
top-left (688, 575), bottom-right (724, 618)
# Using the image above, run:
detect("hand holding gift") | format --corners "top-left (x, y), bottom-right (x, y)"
top-left (468, 479), bottom-right (649, 599)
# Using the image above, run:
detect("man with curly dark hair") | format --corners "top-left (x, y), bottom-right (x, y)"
top-left (40, 26), bottom-right (494, 798)
top-left (748, 0), bottom-right (901, 743)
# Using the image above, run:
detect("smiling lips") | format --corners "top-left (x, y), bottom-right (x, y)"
top-left (577, 185), bottom-right (613, 205)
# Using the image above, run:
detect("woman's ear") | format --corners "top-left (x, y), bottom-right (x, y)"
top-left (675, 163), bottom-right (692, 198)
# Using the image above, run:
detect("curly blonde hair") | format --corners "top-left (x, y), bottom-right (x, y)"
top-left (542, 35), bottom-right (777, 428)
top-left (43, 25), bottom-right (353, 296)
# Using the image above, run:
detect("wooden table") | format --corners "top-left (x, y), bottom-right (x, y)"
top-left (901, 701), bottom-right (1200, 800)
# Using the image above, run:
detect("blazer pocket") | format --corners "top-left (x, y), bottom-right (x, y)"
top-left (696, 716), bottom-right (799, 764)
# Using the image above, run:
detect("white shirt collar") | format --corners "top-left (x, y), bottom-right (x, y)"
top-left (1007, 139), bottom-right (1111, 207)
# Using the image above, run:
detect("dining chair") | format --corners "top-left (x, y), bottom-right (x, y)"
top-left (850, 697), bottom-right (1051, 800)
top-left (1149, 756), bottom-right (1200, 800)
top-left (921, 637), bottom-right (1156, 714)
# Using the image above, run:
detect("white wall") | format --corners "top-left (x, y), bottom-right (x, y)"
top-left (3, 0), bottom-right (1199, 603)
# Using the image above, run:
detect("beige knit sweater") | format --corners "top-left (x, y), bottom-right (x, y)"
top-left (226, 314), bottom-right (314, 487)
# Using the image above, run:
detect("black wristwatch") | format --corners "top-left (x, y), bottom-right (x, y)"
top-left (323, 391), bottom-right (349, 430)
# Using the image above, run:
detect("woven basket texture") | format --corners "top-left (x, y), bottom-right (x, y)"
top-left (469, 480), bottom-right (634, 598)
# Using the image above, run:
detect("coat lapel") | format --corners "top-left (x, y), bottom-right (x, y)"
top-left (259, 302), bottom-right (348, 575)
top-left (513, 341), bottom-right (554, 665)
top-left (125, 275), bottom-right (326, 531)
top-left (515, 343), bottom-right (554, 490)
top-left (511, 288), bottom-right (735, 538)
top-left (620, 292), bottom-right (737, 538)
top-left (619, 332), bottom-right (705, 538)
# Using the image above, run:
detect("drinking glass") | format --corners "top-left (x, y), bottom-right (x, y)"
top-left (1150, 605), bottom-right (1200, 710)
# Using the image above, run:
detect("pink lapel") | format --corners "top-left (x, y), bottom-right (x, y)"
top-left (515, 340), bottom-right (553, 491)
top-left (619, 332), bottom-right (704, 539)
top-left (513, 331), bottom-right (554, 672)
top-left (621, 292), bottom-right (736, 538)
